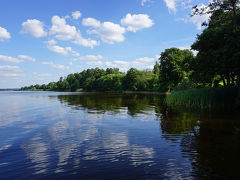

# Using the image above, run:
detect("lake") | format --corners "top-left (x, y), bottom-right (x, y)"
top-left (0, 91), bottom-right (239, 179)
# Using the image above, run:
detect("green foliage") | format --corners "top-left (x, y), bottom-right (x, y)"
top-left (191, 5), bottom-right (240, 87)
top-left (21, 68), bottom-right (158, 92)
top-left (97, 73), bottom-right (125, 91)
top-left (122, 68), bottom-right (156, 91)
top-left (158, 48), bottom-right (195, 91)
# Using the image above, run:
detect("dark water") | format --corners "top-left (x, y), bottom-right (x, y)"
top-left (0, 91), bottom-right (240, 180)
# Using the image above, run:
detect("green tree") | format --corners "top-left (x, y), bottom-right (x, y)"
top-left (158, 48), bottom-right (194, 91)
top-left (191, 3), bottom-right (240, 87)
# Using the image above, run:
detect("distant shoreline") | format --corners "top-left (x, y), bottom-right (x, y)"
top-left (16, 89), bottom-right (169, 95)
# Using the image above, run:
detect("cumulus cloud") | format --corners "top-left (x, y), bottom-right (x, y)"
top-left (73, 33), bottom-right (99, 48)
top-left (21, 19), bottom-right (47, 38)
top-left (164, 0), bottom-right (177, 13)
top-left (42, 61), bottom-right (69, 70)
top-left (18, 55), bottom-right (36, 62)
top-left (46, 40), bottom-right (80, 56)
top-left (47, 45), bottom-right (69, 56)
top-left (50, 16), bottom-right (77, 40)
top-left (72, 11), bottom-right (82, 20)
top-left (82, 18), bottom-right (101, 27)
top-left (0, 55), bottom-right (23, 63)
top-left (50, 16), bottom-right (99, 48)
top-left (120, 14), bottom-right (154, 32)
top-left (0, 27), bottom-right (11, 41)
top-left (84, 15), bottom-right (153, 44)
top-left (87, 20), bottom-right (125, 44)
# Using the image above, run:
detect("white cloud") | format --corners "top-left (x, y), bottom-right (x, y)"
top-left (105, 55), bottom-right (158, 71)
top-left (105, 60), bottom-right (129, 72)
top-left (33, 72), bottom-right (52, 77)
top-left (18, 55), bottom-right (36, 62)
top-left (73, 55), bottom-right (103, 61)
top-left (141, 0), bottom-right (151, 6)
top-left (133, 57), bottom-right (155, 64)
top-left (0, 27), bottom-right (11, 41)
top-left (189, 4), bottom-right (210, 30)
top-left (178, 46), bottom-right (190, 50)
top-left (0, 65), bottom-right (22, 78)
top-left (73, 33), bottom-right (99, 48)
top-left (66, 47), bottom-right (80, 57)
top-left (47, 45), bottom-right (69, 56)
top-left (164, 0), bottom-right (177, 13)
top-left (88, 21), bottom-right (125, 44)
top-left (1, 73), bottom-right (19, 77)
top-left (46, 40), bottom-right (80, 56)
top-left (163, 0), bottom-right (193, 13)
top-left (82, 18), bottom-right (101, 27)
top-left (176, 4), bottom-right (210, 30)
top-left (50, 16), bottom-right (98, 48)
top-left (21, 19), bottom-right (47, 38)
top-left (0, 65), bottom-right (21, 72)
top-left (86, 61), bottom-right (103, 66)
top-left (47, 39), bottom-right (57, 45)
top-left (72, 11), bottom-right (82, 20)
top-left (50, 16), bottom-right (77, 40)
top-left (120, 13), bottom-right (154, 32)
top-left (42, 61), bottom-right (69, 70)
top-left (0, 55), bottom-right (23, 63)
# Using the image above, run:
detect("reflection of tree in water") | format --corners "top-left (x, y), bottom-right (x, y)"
top-left (57, 93), bottom-right (165, 116)
top-left (156, 103), bottom-right (240, 179)
top-left (179, 112), bottom-right (240, 179)
top-left (155, 104), bottom-right (199, 142)
top-left (56, 93), bottom-right (240, 179)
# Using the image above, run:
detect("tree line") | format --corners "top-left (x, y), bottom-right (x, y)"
top-left (21, 0), bottom-right (240, 92)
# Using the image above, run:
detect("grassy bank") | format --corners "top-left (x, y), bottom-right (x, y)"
top-left (166, 87), bottom-right (238, 109)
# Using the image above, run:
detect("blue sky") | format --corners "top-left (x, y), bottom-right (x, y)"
top-left (0, 0), bottom-right (210, 88)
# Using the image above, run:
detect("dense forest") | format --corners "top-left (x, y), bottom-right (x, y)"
top-left (21, 1), bottom-right (240, 96)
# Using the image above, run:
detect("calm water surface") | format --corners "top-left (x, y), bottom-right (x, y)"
top-left (0, 91), bottom-right (240, 179)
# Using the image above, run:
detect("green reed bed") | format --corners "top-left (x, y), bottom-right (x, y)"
top-left (166, 87), bottom-right (238, 109)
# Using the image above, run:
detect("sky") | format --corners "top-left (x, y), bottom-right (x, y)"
top-left (0, 0), bottom-right (210, 88)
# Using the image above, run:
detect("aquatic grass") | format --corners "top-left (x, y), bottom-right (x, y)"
top-left (166, 87), bottom-right (238, 109)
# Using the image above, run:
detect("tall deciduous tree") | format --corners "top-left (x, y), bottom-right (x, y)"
top-left (192, 0), bottom-right (240, 102)
top-left (158, 48), bottom-right (194, 91)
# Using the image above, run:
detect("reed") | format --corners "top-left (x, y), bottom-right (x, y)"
top-left (166, 87), bottom-right (238, 109)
